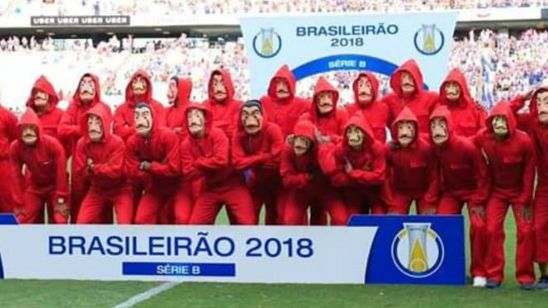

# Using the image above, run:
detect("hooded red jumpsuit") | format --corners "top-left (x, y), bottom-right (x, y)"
top-left (182, 104), bottom-right (256, 225)
top-left (259, 65), bottom-right (310, 138)
top-left (474, 102), bottom-right (535, 285)
top-left (10, 109), bottom-right (69, 224)
top-left (74, 105), bottom-right (133, 224)
top-left (326, 115), bottom-right (388, 216)
top-left (280, 120), bottom-right (347, 225)
top-left (126, 107), bottom-right (180, 225)
top-left (232, 111), bottom-right (284, 225)
top-left (166, 77), bottom-right (193, 139)
top-left (58, 73), bottom-right (112, 222)
top-left (382, 59), bottom-right (438, 136)
top-left (0, 104), bottom-right (17, 213)
top-left (345, 72), bottom-right (391, 143)
top-left (510, 89), bottom-right (548, 265)
top-left (202, 69), bottom-right (242, 140)
top-left (430, 106), bottom-right (489, 278)
top-left (437, 68), bottom-right (486, 138)
top-left (386, 107), bottom-right (439, 214)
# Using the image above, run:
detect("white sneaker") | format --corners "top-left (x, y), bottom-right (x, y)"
top-left (473, 276), bottom-right (487, 287)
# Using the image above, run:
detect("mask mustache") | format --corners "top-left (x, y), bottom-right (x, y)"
top-left (539, 111), bottom-right (548, 116)
top-left (23, 133), bottom-right (36, 138)
top-left (189, 122), bottom-right (202, 127)
top-left (433, 134), bottom-right (446, 138)
top-left (136, 124), bottom-right (149, 129)
top-left (89, 129), bottom-right (101, 134)
top-left (400, 134), bottom-right (412, 139)
top-left (277, 89), bottom-right (289, 93)
top-left (402, 82), bottom-right (414, 87)
top-left (359, 91), bottom-right (371, 96)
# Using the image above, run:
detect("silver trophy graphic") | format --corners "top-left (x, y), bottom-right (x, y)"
top-left (404, 222), bottom-right (431, 273)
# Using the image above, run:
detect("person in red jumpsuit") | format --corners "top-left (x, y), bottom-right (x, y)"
top-left (345, 72), bottom-right (390, 143)
top-left (509, 85), bottom-right (548, 289)
top-left (232, 100), bottom-right (284, 224)
top-left (437, 68), bottom-right (486, 137)
top-left (0, 102), bottom-right (17, 213)
top-left (474, 102), bottom-right (535, 289)
top-left (259, 65), bottom-right (310, 137)
top-left (385, 107), bottom-right (439, 214)
top-left (74, 105), bottom-right (133, 224)
top-left (125, 103), bottom-right (180, 224)
top-left (10, 108), bottom-right (69, 224)
top-left (58, 73), bottom-right (112, 222)
top-left (280, 119), bottom-right (347, 225)
top-left (382, 59), bottom-right (438, 135)
top-left (324, 115), bottom-right (388, 216)
top-left (202, 69), bottom-right (242, 139)
top-left (429, 105), bottom-right (489, 287)
top-left (166, 76), bottom-right (193, 139)
top-left (182, 104), bottom-right (256, 225)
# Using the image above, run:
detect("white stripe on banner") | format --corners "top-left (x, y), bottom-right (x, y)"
top-left (113, 281), bottom-right (182, 308)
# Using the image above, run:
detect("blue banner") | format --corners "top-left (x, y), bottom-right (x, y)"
top-left (0, 214), bottom-right (17, 225)
top-left (241, 12), bottom-right (457, 97)
top-left (348, 215), bottom-right (465, 285)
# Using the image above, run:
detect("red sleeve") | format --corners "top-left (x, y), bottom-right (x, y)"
top-left (320, 145), bottom-right (351, 187)
top-left (125, 136), bottom-right (147, 182)
top-left (113, 106), bottom-right (133, 141)
top-left (231, 133), bottom-right (267, 171)
top-left (92, 138), bottom-right (125, 179)
top-left (9, 142), bottom-right (24, 206)
top-left (195, 129), bottom-right (229, 170)
top-left (422, 149), bottom-right (440, 208)
top-left (348, 144), bottom-right (386, 185)
top-left (280, 145), bottom-right (309, 189)
top-left (508, 95), bottom-right (532, 132)
top-left (149, 131), bottom-right (180, 177)
top-left (180, 139), bottom-right (202, 180)
top-left (469, 142), bottom-right (490, 205)
top-left (518, 135), bottom-right (536, 206)
top-left (72, 139), bottom-right (90, 183)
top-left (263, 124), bottom-right (284, 169)
top-left (48, 138), bottom-right (69, 200)
top-left (57, 104), bottom-right (82, 140)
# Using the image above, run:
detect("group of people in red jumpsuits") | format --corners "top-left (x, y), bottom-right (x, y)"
top-left (0, 58), bottom-right (547, 290)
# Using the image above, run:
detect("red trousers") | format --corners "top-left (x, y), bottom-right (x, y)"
top-left (76, 185), bottom-right (134, 224)
top-left (134, 185), bottom-right (176, 225)
top-left (249, 182), bottom-right (282, 225)
top-left (485, 194), bottom-right (535, 284)
top-left (172, 180), bottom-right (199, 224)
top-left (438, 193), bottom-right (487, 278)
top-left (16, 189), bottom-right (67, 224)
top-left (0, 159), bottom-right (14, 213)
top-left (189, 179), bottom-right (257, 225)
top-left (344, 187), bottom-right (387, 216)
top-left (283, 187), bottom-right (347, 225)
top-left (534, 183), bottom-right (548, 263)
top-left (388, 192), bottom-right (436, 215)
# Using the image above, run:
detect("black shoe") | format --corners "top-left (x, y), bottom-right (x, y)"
top-left (520, 283), bottom-right (535, 291)
top-left (485, 280), bottom-right (501, 289)
top-left (536, 276), bottom-right (548, 290)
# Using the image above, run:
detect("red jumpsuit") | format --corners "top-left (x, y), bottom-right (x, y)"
top-left (166, 77), bottom-right (193, 140)
top-left (113, 70), bottom-right (166, 142)
top-left (345, 72), bottom-right (390, 143)
top-left (510, 90), bottom-right (548, 265)
top-left (74, 105), bottom-right (133, 224)
top-left (437, 68), bottom-right (486, 138)
top-left (382, 59), bottom-right (438, 136)
top-left (0, 104), bottom-right (17, 213)
top-left (430, 106), bottom-right (489, 278)
top-left (182, 104), bottom-right (256, 225)
top-left (300, 76), bottom-right (348, 225)
top-left (202, 69), bottom-right (242, 139)
top-left (58, 73), bottom-right (112, 222)
top-left (474, 102), bottom-right (535, 285)
top-left (326, 115), bottom-right (388, 216)
top-left (232, 119), bottom-right (284, 225)
top-left (259, 65), bottom-right (310, 137)
top-left (10, 109), bottom-right (69, 224)
top-left (280, 120), bottom-right (347, 225)
top-left (386, 107), bottom-right (439, 214)
top-left (125, 108), bottom-right (180, 225)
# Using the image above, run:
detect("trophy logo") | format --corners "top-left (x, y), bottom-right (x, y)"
top-left (414, 24), bottom-right (445, 56)
top-left (252, 28), bottom-right (282, 58)
top-left (391, 222), bottom-right (445, 278)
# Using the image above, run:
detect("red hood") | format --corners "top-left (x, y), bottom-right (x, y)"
top-left (207, 69), bottom-right (235, 103)
top-left (529, 85), bottom-right (548, 119)
top-left (125, 69), bottom-right (153, 107)
top-left (82, 104), bottom-right (112, 143)
top-left (293, 120), bottom-right (316, 142)
top-left (352, 72), bottom-right (379, 106)
top-left (17, 108), bottom-right (44, 144)
top-left (429, 105), bottom-right (455, 144)
top-left (343, 114), bottom-right (375, 151)
top-left (26, 75), bottom-right (59, 111)
top-left (438, 68), bottom-right (474, 108)
top-left (390, 106), bottom-right (419, 146)
top-left (390, 59), bottom-right (425, 97)
top-left (184, 103), bottom-right (213, 137)
top-left (72, 73), bottom-right (101, 107)
top-left (174, 77), bottom-right (192, 107)
top-left (486, 102), bottom-right (517, 137)
top-left (312, 76), bottom-right (339, 116)
top-left (267, 65), bottom-right (296, 101)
